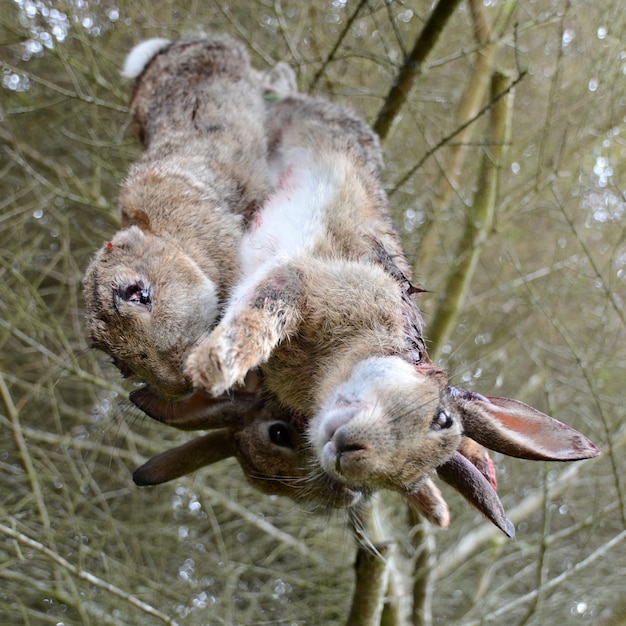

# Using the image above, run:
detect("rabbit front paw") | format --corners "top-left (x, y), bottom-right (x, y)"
top-left (186, 323), bottom-right (268, 396)
top-left (186, 334), bottom-right (241, 397)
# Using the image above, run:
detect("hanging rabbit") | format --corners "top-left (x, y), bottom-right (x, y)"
top-left (83, 34), bottom-right (294, 399)
top-left (84, 35), bottom-right (599, 537)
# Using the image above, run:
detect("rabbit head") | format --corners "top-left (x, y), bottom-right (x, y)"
top-left (130, 368), bottom-right (599, 537)
top-left (310, 355), bottom-right (598, 532)
top-left (309, 357), bottom-right (462, 494)
top-left (83, 224), bottom-right (224, 399)
top-left (309, 355), bottom-right (602, 490)
top-left (131, 385), bottom-right (361, 509)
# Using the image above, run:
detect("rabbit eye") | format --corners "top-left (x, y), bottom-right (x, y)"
top-left (431, 410), bottom-right (454, 430)
top-left (268, 422), bottom-right (294, 448)
top-left (118, 282), bottom-right (152, 310)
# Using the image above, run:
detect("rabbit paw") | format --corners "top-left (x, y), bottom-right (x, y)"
top-left (186, 326), bottom-right (261, 396)
top-left (186, 335), bottom-right (240, 397)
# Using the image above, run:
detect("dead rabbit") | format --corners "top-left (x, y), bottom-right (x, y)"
top-left (140, 91), bottom-right (599, 536)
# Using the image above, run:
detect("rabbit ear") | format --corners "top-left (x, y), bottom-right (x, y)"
top-left (404, 477), bottom-right (450, 529)
top-left (458, 437), bottom-right (497, 490)
top-left (449, 387), bottom-right (600, 462)
top-left (437, 452), bottom-right (515, 538)
top-left (130, 387), bottom-right (259, 431)
top-left (133, 431), bottom-right (236, 485)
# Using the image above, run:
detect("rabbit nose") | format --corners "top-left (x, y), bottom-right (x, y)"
top-left (320, 410), bottom-right (352, 442)
top-left (332, 428), bottom-right (367, 454)
top-left (319, 399), bottom-right (369, 441)
top-left (330, 427), bottom-right (370, 476)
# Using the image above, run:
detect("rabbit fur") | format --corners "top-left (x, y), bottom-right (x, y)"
top-left (83, 34), bottom-right (367, 511)
top-left (181, 88), bottom-right (598, 534)
top-left (83, 34), bottom-right (292, 399)
top-left (86, 35), bottom-right (599, 537)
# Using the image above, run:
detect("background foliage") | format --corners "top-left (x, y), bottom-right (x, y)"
top-left (1, 0), bottom-right (624, 624)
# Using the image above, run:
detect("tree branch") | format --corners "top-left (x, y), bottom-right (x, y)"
top-left (464, 529), bottom-right (626, 625)
top-left (411, 518), bottom-right (435, 626)
top-left (388, 70), bottom-right (525, 198)
top-left (426, 70), bottom-right (513, 360)
top-left (373, 0), bottom-right (463, 141)
top-left (346, 542), bottom-right (392, 626)
top-left (1, 523), bottom-right (180, 625)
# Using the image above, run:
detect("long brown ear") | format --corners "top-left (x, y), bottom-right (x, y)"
top-left (449, 387), bottom-right (600, 461)
top-left (437, 452), bottom-right (515, 538)
top-left (458, 437), bottom-right (497, 490)
top-left (404, 478), bottom-right (450, 529)
top-left (130, 387), bottom-right (259, 431)
top-left (133, 431), bottom-right (237, 485)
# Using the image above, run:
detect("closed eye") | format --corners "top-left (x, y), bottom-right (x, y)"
top-left (118, 282), bottom-right (152, 311)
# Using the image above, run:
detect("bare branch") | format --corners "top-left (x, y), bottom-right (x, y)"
top-left (0, 373), bottom-right (51, 533)
top-left (411, 519), bottom-right (435, 626)
top-left (346, 542), bottom-right (392, 626)
top-left (388, 70), bottom-right (525, 198)
top-left (464, 529), bottom-right (626, 625)
top-left (427, 70), bottom-right (513, 360)
top-left (373, 0), bottom-right (463, 141)
top-left (309, 0), bottom-right (368, 91)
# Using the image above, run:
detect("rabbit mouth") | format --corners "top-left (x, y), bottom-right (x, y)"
top-left (112, 358), bottom-right (137, 380)
top-left (319, 438), bottom-right (372, 486)
top-left (310, 475), bottom-right (363, 509)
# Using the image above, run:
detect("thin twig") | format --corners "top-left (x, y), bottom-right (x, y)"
top-left (512, 227), bottom-right (626, 528)
top-left (435, 455), bottom-right (606, 579)
top-left (273, 0), bottom-right (304, 66)
top-left (0, 61), bottom-right (126, 112)
top-left (552, 188), bottom-right (626, 328)
top-left (201, 485), bottom-right (324, 564)
top-left (383, 0), bottom-right (408, 58)
top-left (0, 523), bottom-right (180, 625)
top-left (309, 0), bottom-right (368, 91)
top-left (0, 373), bottom-right (51, 533)
top-left (0, 316), bottom-right (120, 392)
top-left (410, 0), bottom-right (504, 289)
top-left (388, 70), bottom-right (526, 197)
top-left (464, 530), bottom-right (626, 625)
top-left (468, 254), bottom-right (580, 305)
top-left (427, 70), bottom-right (513, 360)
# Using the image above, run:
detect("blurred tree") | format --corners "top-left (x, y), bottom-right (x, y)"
top-left (1, 0), bottom-right (624, 624)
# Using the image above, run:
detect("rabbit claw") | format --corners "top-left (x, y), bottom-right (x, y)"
top-left (186, 334), bottom-right (242, 396)
top-left (186, 323), bottom-right (266, 396)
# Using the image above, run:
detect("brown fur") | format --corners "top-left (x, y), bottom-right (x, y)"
top-left (87, 38), bottom-right (597, 534)
top-left (184, 92), bottom-right (597, 519)
top-left (185, 93), bottom-right (464, 496)
top-left (83, 35), bottom-right (283, 398)
top-left (131, 386), bottom-right (360, 509)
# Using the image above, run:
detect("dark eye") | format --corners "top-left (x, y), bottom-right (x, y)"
top-left (431, 410), bottom-right (454, 430)
top-left (268, 422), bottom-right (294, 448)
top-left (119, 282), bottom-right (152, 310)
